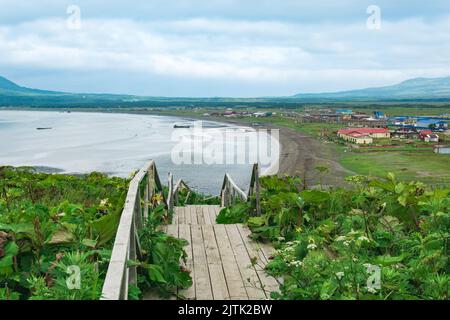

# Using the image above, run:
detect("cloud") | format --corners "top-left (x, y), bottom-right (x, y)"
top-left (1, 2), bottom-right (450, 96)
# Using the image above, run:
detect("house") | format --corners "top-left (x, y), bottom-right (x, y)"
top-left (253, 112), bottom-right (272, 118)
top-left (419, 130), bottom-right (439, 142)
top-left (351, 114), bottom-right (370, 120)
top-left (337, 128), bottom-right (390, 144)
top-left (336, 109), bottom-right (353, 115)
top-left (416, 120), bottom-right (448, 131)
top-left (433, 145), bottom-right (450, 154)
top-left (338, 128), bottom-right (390, 139)
top-left (391, 117), bottom-right (449, 131)
top-left (373, 111), bottom-right (386, 119)
top-left (223, 110), bottom-right (237, 117)
top-left (393, 128), bottom-right (419, 139)
top-left (340, 132), bottom-right (373, 144)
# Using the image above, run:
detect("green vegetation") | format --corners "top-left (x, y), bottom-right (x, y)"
top-left (340, 152), bottom-right (450, 186)
top-left (175, 187), bottom-right (220, 206)
top-left (0, 167), bottom-right (192, 300)
top-left (0, 167), bottom-right (128, 299)
top-left (132, 204), bottom-right (192, 299)
top-left (217, 174), bottom-right (449, 300)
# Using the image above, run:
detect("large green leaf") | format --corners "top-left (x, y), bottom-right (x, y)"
top-left (299, 190), bottom-right (330, 203)
top-left (0, 223), bottom-right (34, 235)
top-left (0, 241), bottom-right (19, 276)
top-left (146, 264), bottom-right (167, 283)
top-left (91, 212), bottom-right (121, 247)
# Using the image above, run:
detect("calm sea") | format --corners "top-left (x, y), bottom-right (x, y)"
top-left (0, 110), bottom-right (255, 194)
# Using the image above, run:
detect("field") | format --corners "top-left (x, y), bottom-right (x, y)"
top-left (340, 151), bottom-right (450, 185)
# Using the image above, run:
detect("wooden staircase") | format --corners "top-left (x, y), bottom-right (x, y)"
top-left (101, 161), bottom-right (278, 300)
top-left (144, 205), bottom-right (278, 300)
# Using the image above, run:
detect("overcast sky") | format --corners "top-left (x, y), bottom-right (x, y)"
top-left (1, 0), bottom-right (450, 97)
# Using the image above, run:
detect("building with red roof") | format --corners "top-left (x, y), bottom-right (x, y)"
top-left (419, 130), bottom-right (439, 142)
top-left (337, 128), bottom-right (390, 144)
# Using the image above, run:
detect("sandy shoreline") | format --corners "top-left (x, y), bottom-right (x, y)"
top-left (203, 117), bottom-right (353, 186)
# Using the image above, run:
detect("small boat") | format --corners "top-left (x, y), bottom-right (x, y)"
top-left (173, 124), bottom-right (191, 129)
top-left (36, 127), bottom-right (52, 130)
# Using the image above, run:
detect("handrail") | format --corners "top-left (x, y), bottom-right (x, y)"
top-left (247, 163), bottom-right (262, 216)
top-left (220, 163), bottom-right (261, 216)
top-left (101, 160), bottom-right (165, 300)
top-left (167, 177), bottom-right (191, 212)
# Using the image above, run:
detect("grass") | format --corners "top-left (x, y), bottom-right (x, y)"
top-left (340, 151), bottom-right (450, 185)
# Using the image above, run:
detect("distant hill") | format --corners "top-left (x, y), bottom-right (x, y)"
top-left (293, 76), bottom-right (450, 101)
top-left (1, 74), bottom-right (450, 107)
top-left (0, 75), bottom-right (152, 107)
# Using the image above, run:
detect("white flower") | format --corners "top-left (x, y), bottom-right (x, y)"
top-left (289, 260), bottom-right (304, 268)
top-left (358, 236), bottom-right (370, 242)
top-left (307, 243), bottom-right (318, 250)
top-left (335, 272), bottom-right (345, 279)
top-left (100, 198), bottom-right (109, 206)
top-left (343, 241), bottom-right (350, 247)
top-left (367, 287), bottom-right (378, 294)
top-left (335, 236), bottom-right (347, 242)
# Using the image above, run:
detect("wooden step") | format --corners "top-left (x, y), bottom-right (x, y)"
top-left (143, 205), bottom-right (278, 301)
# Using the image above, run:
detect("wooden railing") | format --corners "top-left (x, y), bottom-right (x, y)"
top-left (220, 163), bottom-right (261, 216)
top-left (167, 174), bottom-right (191, 212)
top-left (101, 160), bottom-right (165, 300)
top-left (247, 163), bottom-right (262, 216)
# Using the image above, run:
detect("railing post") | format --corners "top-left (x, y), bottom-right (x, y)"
top-left (143, 173), bottom-right (149, 221)
top-left (168, 173), bottom-right (174, 213)
top-left (147, 164), bottom-right (155, 212)
top-left (135, 185), bottom-right (143, 230)
top-left (255, 164), bottom-right (261, 216)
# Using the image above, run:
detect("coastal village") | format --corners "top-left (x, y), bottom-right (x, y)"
top-left (194, 107), bottom-right (450, 154)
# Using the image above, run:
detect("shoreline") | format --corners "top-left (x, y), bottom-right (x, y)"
top-left (0, 108), bottom-right (352, 186)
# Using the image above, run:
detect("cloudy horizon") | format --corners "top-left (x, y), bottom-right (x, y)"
top-left (1, 0), bottom-right (450, 97)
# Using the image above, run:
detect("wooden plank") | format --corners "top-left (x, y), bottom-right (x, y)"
top-left (214, 206), bottom-right (222, 221)
top-left (225, 224), bottom-right (266, 300)
top-left (178, 224), bottom-right (195, 299)
top-left (259, 242), bottom-right (276, 264)
top-left (190, 206), bottom-right (198, 224)
top-left (214, 225), bottom-right (248, 300)
top-left (177, 207), bottom-right (186, 224)
top-left (203, 206), bottom-right (212, 225)
top-left (202, 224), bottom-right (230, 300)
top-left (237, 225), bottom-right (270, 264)
top-left (172, 207), bottom-right (180, 224)
top-left (191, 225), bottom-right (213, 300)
top-left (166, 224), bottom-right (179, 238)
top-left (185, 206), bottom-right (192, 224)
top-left (236, 225), bottom-right (279, 296)
top-left (196, 206), bottom-right (205, 225)
top-left (208, 205), bottom-right (218, 224)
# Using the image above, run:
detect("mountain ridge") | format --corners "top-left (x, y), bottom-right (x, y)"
top-left (1, 74), bottom-right (450, 106)
top-left (292, 76), bottom-right (450, 100)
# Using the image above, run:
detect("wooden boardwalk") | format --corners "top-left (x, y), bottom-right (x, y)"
top-left (144, 205), bottom-right (278, 300)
